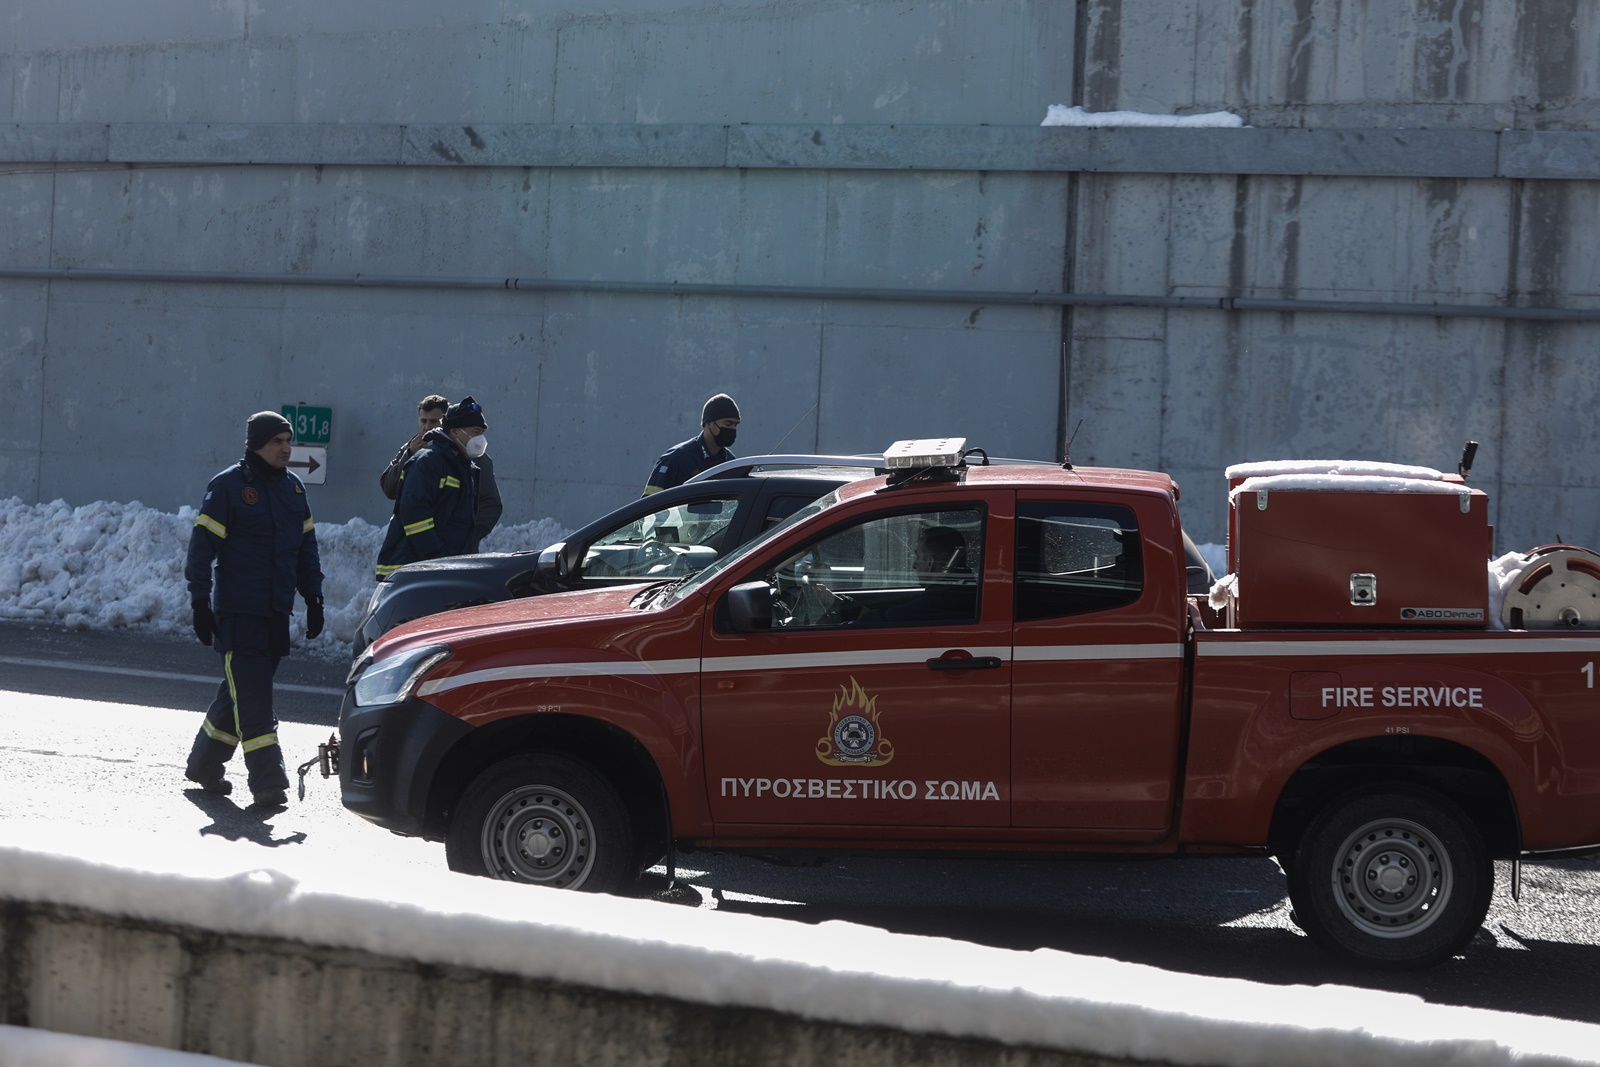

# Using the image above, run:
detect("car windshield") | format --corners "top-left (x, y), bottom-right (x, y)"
top-left (656, 489), bottom-right (843, 608)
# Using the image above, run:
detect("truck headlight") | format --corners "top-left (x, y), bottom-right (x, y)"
top-left (353, 645), bottom-right (451, 707)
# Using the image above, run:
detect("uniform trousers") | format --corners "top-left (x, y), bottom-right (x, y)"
top-left (186, 613), bottom-right (291, 794)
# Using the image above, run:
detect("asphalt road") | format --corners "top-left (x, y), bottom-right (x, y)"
top-left (2, 620), bottom-right (1597, 1026)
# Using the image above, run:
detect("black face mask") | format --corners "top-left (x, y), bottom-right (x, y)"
top-left (713, 426), bottom-right (737, 448)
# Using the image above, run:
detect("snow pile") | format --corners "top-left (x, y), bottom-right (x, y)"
top-left (0, 497), bottom-right (566, 663)
top-left (1042, 105), bottom-right (1245, 128)
top-left (1487, 550), bottom-right (1544, 629)
top-left (4, 826), bottom-right (1600, 1067)
top-left (1229, 474), bottom-right (1471, 505)
top-left (1225, 460), bottom-right (1449, 482)
top-left (0, 1026), bottom-right (259, 1067)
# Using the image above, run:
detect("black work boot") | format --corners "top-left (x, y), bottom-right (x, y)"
top-left (185, 770), bottom-right (233, 796)
top-left (251, 788), bottom-right (289, 809)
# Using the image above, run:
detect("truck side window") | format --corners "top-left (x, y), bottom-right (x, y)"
top-left (768, 507), bottom-right (984, 629)
top-left (1015, 502), bottom-right (1142, 620)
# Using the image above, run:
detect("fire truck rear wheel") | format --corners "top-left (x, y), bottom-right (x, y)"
top-left (1287, 784), bottom-right (1491, 969)
top-left (447, 753), bottom-right (635, 894)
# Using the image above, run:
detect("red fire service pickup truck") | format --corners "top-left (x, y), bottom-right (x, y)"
top-left (335, 439), bottom-right (1600, 968)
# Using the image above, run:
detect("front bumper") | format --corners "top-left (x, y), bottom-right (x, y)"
top-left (338, 686), bottom-right (474, 839)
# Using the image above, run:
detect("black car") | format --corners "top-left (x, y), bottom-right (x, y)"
top-left (352, 456), bottom-right (885, 658)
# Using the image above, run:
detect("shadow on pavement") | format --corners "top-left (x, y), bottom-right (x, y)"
top-left (646, 851), bottom-right (1600, 1025)
top-left (186, 789), bottom-right (310, 848)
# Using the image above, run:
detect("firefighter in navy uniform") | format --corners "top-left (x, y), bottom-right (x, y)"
top-left (375, 396), bottom-right (487, 578)
top-left (185, 411), bottom-right (325, 808)
top-left (642, 392), bottom-right (740, 495)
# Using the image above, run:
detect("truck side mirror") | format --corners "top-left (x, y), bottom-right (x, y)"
top-left (726, 581), bottom-right (773, 632)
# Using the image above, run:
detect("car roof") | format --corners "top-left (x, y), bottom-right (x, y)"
top-left (565, 471), bottom-right (852, 541)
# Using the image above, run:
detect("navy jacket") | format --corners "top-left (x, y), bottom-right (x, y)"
top-left (376, 430), bottom-right (480, 577)
top-left (643, 435), bottom-right (735, 495)
top-left (186, 456), bottom-right (323, 616)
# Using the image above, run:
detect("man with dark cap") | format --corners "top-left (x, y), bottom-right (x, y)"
top-left (376, 395), bottom-right (487, 578)
top-left (643, 392), bottom-right (741, 495)
top-left (184, 410), bottom-right (324, 808)
top-left (380, 393), bottom-right (502, 552)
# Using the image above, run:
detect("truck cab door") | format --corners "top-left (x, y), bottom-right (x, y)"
top-left (700, 491), bottom-right (1013, 829)
top-left (1010, 494), bottom-right (1188, 834)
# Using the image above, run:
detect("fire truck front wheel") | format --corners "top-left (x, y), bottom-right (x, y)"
top-left (1287, 784), bottom-right (1492, 969)
top-left (446, 753), bottom-right (636, 894)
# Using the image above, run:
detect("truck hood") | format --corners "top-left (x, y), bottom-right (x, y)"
top-left (373, 581), bottom-right (653, 658)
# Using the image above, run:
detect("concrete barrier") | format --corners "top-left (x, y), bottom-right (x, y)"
top-left (2, 900), bottom-right (1138, 1067)
top-left (3, 831), bottom-right (1598, 1067)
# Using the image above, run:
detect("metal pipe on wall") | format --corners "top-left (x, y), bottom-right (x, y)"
top-left (3, 266), bottom-right (1597, 323)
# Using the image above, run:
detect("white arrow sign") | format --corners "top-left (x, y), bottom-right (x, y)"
top-left (289, 446), bottom-right (326, 485)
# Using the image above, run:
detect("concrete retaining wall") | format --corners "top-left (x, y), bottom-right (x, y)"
top-left (0, 900), bottom-right (1140, 1067)
top-left (2, 1), bottom-right (1599, 552)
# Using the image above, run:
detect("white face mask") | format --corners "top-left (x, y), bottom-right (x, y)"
top-left (465, 433), bottom-right (489, 459)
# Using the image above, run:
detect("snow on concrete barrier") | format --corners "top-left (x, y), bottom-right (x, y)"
top-left (1, 826), bottom-right (1597, 1067)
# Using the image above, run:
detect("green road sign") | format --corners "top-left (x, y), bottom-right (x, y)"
top-left (281, 404), bottom-right (332, 445)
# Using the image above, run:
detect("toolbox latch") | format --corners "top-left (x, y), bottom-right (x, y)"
top-left (1350, 573), bottom-right (1377, 607)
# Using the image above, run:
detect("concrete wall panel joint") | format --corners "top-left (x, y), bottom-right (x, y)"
top-left (4, 123), bottom-right (1597, 180)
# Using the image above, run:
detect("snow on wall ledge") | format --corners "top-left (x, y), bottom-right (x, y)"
top-left (2, 827), bottom-right (1598, 1067)
top-left (1041, 105), bottom-right (1245, 128)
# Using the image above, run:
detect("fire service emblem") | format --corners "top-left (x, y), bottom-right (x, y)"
top-left (816, 676), bottom-right (895, 767)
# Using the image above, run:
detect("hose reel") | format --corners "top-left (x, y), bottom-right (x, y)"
top-left (1501, 545), bottom-right (1600, 630)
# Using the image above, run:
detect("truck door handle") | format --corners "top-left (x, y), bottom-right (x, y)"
top-left (926, 656), bottom-right (1002, 670)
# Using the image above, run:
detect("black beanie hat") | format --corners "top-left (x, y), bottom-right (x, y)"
top-left (246, 411), bottom-right (293, 451)
top-left (442, 395), bottom-right (487, 431)
top-left (701, 393), bottom-right (740, 425)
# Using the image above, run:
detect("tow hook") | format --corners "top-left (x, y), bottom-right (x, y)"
top-left (295, 733), bottom-right (340, 800)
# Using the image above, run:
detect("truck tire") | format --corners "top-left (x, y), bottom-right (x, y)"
top-left (1287, 785), bottom-right (1491, 968)
top-left (446, 753), bottom-right (635, 893)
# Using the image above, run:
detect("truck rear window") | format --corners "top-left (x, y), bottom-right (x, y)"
top-left (1016, 502), bottom-right (1143, 619)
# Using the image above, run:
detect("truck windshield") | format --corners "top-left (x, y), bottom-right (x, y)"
top-left (656, 489), bottom-right (842, 608)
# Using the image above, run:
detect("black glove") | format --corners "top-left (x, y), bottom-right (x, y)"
top-left (305, 597), bottom-right (325, 640)
top-left (192, 600), bottom-right (215, 647)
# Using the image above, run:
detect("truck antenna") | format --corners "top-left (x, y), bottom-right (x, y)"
top-left (1062, 418), bottom-right (1083, 470)
top-left (1458, 440), bottom-right (1479, 480)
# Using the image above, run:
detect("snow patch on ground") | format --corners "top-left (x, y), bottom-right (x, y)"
top-left (0, 1025), bottom-right (259, 1067)
top-left (0, 497), bottom-right (566, 664)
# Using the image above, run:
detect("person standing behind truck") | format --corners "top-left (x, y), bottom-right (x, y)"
top-left (643, 393), bottom-right (741, 496)
top-left (184, 410), bottom-right (324, 808)
top-left (375, 396), bottom-right (488, 578)
top-left (379, 394), bottom-right (448, 500)
top-left (382, 393), bottom-right (501, 553)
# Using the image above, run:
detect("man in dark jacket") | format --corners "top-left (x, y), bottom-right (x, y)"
top-left (643, 392), bottom-right (740, 495)
top-left (376, 396), bottom-right (487, 578)
top-left (381, 393), bottom-right (501, 552)
top-left (465, 448), bottom-right (503, 553)
top-left (185, 411), bottom-right (324, 808)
